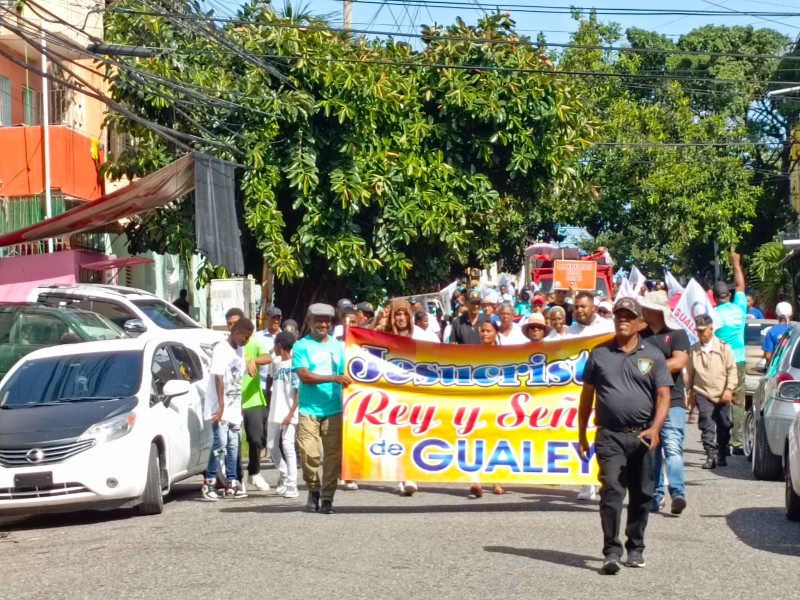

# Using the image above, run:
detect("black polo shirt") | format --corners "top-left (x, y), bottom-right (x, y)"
top-left (641, 327), bottom-right (690, 408)
top-left (452, 313), bottom-right (489, 345)
top-left (583, 337), bottom-right (673, 429)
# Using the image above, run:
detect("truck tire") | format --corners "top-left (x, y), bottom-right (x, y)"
top-left (752, 416), bottom-right (783, 481)
top-left (786, 459), bottom-right (800, 521)
top-left (138, 443), bottom-right (165, 516)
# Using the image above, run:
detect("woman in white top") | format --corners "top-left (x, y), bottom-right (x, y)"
top-left (413, 311), bottom-right (441, 342)
top-left (497, 303), bottom-right (528, 345)
top-left (545, 306), bottom-right (569, 340)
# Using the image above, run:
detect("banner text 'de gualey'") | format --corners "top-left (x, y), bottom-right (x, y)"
top-left (342, 328), bottom-right (613, 484)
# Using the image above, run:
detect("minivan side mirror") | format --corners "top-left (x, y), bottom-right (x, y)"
top-left (777, 380), bottom-right (800, 402)
top-left (161, 379), bottom-right (191, 407)
top-left (123, 319), bottom-right (147, 334)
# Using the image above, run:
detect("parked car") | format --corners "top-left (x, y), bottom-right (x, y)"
top-left (744, 323), bottom-right (800, 480)
top-left (785, 385), bottom-right (800, 520)
top-left (28, 284), bottom-right (224, 353)
top-left (0, 303), bottom-right (126, 380)
top-left (744, 319), bottom-right (778, 401)
top-left (0, 336), bottom-right (212, 516)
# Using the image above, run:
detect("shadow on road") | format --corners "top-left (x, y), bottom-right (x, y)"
top-left (724, 507), bottom-right (800, 556)
top-left (483, 546), bottom-right (602, 573)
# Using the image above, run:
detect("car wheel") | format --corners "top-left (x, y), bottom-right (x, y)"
top-left (752, 415), bottom-right (783, 481)
top-left (786, 458), bottom-right (800, 521)
top-left (138, 443), bottom-right (164, 516)
top-left (743, 409), bottom-right (755, 462)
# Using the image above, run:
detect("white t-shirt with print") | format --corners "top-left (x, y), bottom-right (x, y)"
top-left (205, 342), bottom-right (245, 425)
top-left (268, 356), bottom-right (300, 425)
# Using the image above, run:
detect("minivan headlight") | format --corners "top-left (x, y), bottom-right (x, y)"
top-left (80, 412), bottom-right (136, 444)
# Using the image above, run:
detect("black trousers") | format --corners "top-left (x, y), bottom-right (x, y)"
top-left (595, 427), bottom-right (655, 558)
top-left (695, 394), bottom-right (731, 454)
top-left (242, 406), bottom-right (268, 477)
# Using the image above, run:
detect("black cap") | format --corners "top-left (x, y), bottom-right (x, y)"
top-left (356, 301), bottom-right (374, 314)
top-left (266, 307), bottom-right (282, 318)
top-left (695, 314), bottom-right (713, 329)
top-left (613, 297), bottom-right (643, 318)
top-left (712, 282), bottom-right (730, 299)
top-left (467, 290), bottom-right (482, 304)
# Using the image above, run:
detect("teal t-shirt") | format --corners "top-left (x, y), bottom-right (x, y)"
top-left (292, 335), bottom-right (346, 418)
top-left (715, 291), bottom-right (748, 363)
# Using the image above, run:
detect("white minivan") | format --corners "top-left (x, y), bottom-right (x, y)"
top-left (0, 336), bottom-right (213, 516)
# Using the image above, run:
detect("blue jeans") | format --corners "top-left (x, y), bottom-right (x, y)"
top-left (205, 422), bottom-right (241, 484)
top-left (653, 405), bottom-right (686, 502)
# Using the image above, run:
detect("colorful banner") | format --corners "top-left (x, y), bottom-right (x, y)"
top-left (342, 328), bottom-right (612, 485)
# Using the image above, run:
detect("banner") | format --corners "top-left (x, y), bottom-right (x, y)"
top-left (628, 266), bottom-right (646, 294)
top-left (342, 328), bottom-right (610, 485)
top-left (672, 278), bottom-right (721, 344)
top-left (664, 270), bottom-right (685, 299)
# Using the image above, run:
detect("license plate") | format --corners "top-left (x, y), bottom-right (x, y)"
top-left (14, 472), bottom-right (53, 488)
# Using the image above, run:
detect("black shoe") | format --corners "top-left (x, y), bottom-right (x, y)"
top-left (670, 495), bottom-right (687, 515)
top-left (600, 556), bottom-right (621, 575)
top-left (321, 500), bottom-right (335, 515)
top-left (732, 447), bottom-right (744, 456)
top-left (717, 454), bottom-right (728, 467)
top-left (701, 455), bottom-right (716, 469)
top-left (306, 491), bottom-right (320, 512)
top-left (625, 551), bottom-right (646, 568)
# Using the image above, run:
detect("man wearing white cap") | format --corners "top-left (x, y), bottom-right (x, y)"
top-left (762, 302), bottom-right (794, 362)
top-left (639, 292), bottom-right (690, 515)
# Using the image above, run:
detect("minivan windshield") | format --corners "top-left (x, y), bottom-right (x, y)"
top-left (132, 299), bottom-right (198, 329)
top-left (0, 351), bottom-right (142, 408)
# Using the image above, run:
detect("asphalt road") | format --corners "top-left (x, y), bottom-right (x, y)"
top-left (2, 425), bottom-right (799, 600)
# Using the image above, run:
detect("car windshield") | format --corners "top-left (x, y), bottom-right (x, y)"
top-left (65, 311), bottom-right (127, 341)
top-left (0, 351), bottom-right (142, 408)
top-left (131, 299), bottom-right (198, 330)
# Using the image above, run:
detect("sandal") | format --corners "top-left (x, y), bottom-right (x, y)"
top-left (469, 484), bottom-right (483, 498)
top-left (493, 484), bottom-right (506, 495)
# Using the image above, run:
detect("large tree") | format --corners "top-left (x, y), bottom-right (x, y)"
top-left (103, 1), bottom-right (593, 313)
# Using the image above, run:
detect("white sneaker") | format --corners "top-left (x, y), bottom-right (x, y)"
top-left (248, 474), bottom-right (270, 492)
top-left (276, 476), bottom-right (287, 496)
top-left (345, 481), bottom-right (359, 490)
top-left (400, 481), bottom-right (417, 496)
top-left (283, 485), bottom-right (300, 498)
top-left (577, 485), bottom-right (597, 500)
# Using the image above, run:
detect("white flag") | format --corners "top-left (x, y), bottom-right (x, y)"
top-left (615, 278), bottom-right (638, 299)
top-left (672, 278), bottom-right (722, 345)
top-left (439, 280), bottom-right (459, 315)
top-left (629, 266), bottom-right (646, 294)
top-left (664, 270), bottom-right (685, 299)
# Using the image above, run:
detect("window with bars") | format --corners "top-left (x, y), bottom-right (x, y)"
top-left (0, 76), bottom-right (10, 126)
top-left (23, 86), bottom-right (42, 126)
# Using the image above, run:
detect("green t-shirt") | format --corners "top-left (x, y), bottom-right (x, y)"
top-left (292, 335), bottom-right (346, 418)
top-left (241, 337), bottom-right (271, 410)
top-left (715, 291), bottom-right (748, 363)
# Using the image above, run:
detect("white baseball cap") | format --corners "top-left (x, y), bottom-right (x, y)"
top-left (776, 302), bottom-right (793, 319)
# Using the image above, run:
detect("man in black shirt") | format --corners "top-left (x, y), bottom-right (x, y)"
top-left (640, 291), bottom-right (690, 516)
top-left (578, 298), bottom-right (672, 574)
top-left (451, 290), bottom-right (488, 345)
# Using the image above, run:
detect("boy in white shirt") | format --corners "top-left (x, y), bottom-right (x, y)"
top-left (201, 317), bottom-right (255, 500)
top-left (267, 332), bottom-right (301, 498)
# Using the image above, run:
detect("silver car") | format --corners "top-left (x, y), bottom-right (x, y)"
top-left (744, 319), bottom-right (777, 399)
top-left (745, 323), bottom-right (800, 480)
top-left (786, 386), bottom-right (800, 520)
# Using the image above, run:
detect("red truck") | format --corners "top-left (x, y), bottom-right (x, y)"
top-left (526, 248), bottom-right (615, 300)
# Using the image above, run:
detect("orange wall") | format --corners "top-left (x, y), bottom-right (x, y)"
top-left (0, 52), bottom-right (43, 126)
top-left (0, 125), bottom-right (105, 200)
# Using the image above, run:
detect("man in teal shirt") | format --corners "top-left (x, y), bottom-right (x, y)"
top-left (712, 249), bottom-right (747, 454)
top-left (293, 303), bottom-right (352, 514)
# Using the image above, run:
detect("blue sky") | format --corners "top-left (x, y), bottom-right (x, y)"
top-left (297, 1), bottom-right (800, 46)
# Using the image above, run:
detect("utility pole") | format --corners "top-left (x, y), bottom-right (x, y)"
top-left (344, 0), bottom-right (352, 29)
